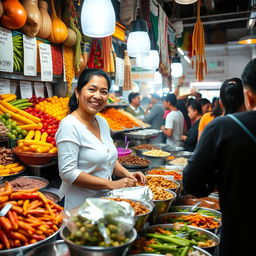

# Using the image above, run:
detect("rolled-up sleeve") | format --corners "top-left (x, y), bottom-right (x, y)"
top-left (57, 141), bottom-right (81, 184)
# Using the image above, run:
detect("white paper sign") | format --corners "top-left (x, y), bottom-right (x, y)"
top-left (10, 81), bottom-right (18, 95)
top-left (23, 35), bottom-right (37, 76)
top-left (0, 78), bottom-right (11, 94)
top-left (45, 83), bottom-right (53, 97)
top-left (0, 27), bottom-right (13, 72)
top-left (34, 82), bottom-right (45, 98)
top-left (20, 81), bottom-right (33, 99)
top-left (39, 43), bottom-right (53, 81)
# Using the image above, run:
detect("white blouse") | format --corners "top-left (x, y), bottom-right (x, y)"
top-left (56, 114), bottom-right (118, 210)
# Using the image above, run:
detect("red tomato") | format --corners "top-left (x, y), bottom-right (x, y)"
top-left (47, 137), bottom-right (53, 143)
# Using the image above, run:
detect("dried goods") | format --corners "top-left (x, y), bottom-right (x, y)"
top-left (0, 121), bottom-right (9, 138)
top-left (103, 197), bottom-right (149, 216)
top-left (133, 144), bottom-right (160, 150)
top-left (0, 147), bottom-right (16, 166)
top-left (143, 150), bottom-right (170, 157)
top-left (149, 187), bottom-right (175, 201)
top-left (0, 0), bottom-right (27, 30)
top-left (97, 113), bottom-right (124, 131)
top-left (145, 176), bottom-right (178, 190)
top-left (63, 46), bottom-right (75, 91)
top-left (170, 157), bottom-right (188, 166)
top-left (147, 169), bottom-right (182, 180)
top-left (118, 154), bottom-right (150, 166)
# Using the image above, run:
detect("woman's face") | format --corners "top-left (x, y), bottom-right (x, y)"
top-left (76, 75), bottom-right (109, 115)
top-left (188, 105), bottom-right (198, 121)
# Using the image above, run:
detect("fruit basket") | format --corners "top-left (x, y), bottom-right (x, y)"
top-left (13, 147), bottom-right (57, 165)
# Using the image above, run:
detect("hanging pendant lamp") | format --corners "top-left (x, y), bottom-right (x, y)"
top-left (171, 54), bottom-right (183, 78)
top-left (81, 0), bottom-right (116, 38)
top-left (127, 19), bottom-right (151, 58)
top-left (175, 0), bottom-right (197, 4)
top-left (141, 50), bottom-right (160, 70)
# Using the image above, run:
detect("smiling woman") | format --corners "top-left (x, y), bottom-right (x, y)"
top-left (56, 69), bottom-right (146, 210)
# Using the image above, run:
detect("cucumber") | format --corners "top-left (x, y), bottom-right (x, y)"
top-left (15, 102), bottom-right (33, 109)
top-left (11, 99), bottom-right (29, 106)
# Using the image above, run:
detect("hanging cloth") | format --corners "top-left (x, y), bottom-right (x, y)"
top-left (150, 0), bottom-right (159, 50)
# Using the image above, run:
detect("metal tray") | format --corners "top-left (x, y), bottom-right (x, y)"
top-left (174, 151), bottom-right (194, 158)
top-left (121, 163), bottom-right (150, 169)
top-left (124, 129), bottom-right (162, 140)
top-left (162, 146), bottom-right (185, 152)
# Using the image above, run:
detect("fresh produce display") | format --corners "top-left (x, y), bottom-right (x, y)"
top-left (0, 93), bottom-right (17, 102)
top-left (67, 214), bottom-right (129, 247)
top-left (147, 169), bottom-right (182, 181)
top-left (28, 95), bottom-right (46, 106)
top-left (0, 147), bottom-right (16, 166)
top-left (170, 206), bottom-right (221, 220)
top-left (161, 213), bottom-right (220, 230)
top-left (10, 98), bottom-right (33, 110)
top-left (0, 182), bottom-right (63, 250)
top-left (101, 108), bottom-right (140, 129)
top-left (103, 198), bottom-right (149, 216)
top-left (12, 34), bottom-right (24, 72)
top-left (130, 225), bottom-right (216, 255)
top-left (118, 154), bottom-right (151, 167)
top-left (0, 162), bottom-right (25, 176)
top-left (0, 113), bottom-right (28, 139)
top-left (63, 46), bottom-right (75, 91)
top-left (0, 0), bottom-right (27, 30)
top-left (133, 144), bottom-right (160, 150)
top-left (97, 113), bottom-right (125, 131)
top-left (0, 121), bottom-right (9, 138)
top-left (143, 150), bottom-right (170, 157)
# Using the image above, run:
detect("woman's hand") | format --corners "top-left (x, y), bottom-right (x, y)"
top-left (127, 171), bottom-right (146, 184)
top-left (110, 178), bottom-right (136, 189)
top-left (180, 135), bottom-right (187, 141)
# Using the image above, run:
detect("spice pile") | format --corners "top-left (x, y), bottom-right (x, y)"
top-left (118, 155), bottom-right (151, 167)
top-left (133, 144), bottom-right (160, 150)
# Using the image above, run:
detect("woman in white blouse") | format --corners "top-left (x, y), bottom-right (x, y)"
top-left (56, 69), bottom-right (145, 209)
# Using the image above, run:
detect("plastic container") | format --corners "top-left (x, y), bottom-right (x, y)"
top-left (117, 147), bottom-right (132, 158)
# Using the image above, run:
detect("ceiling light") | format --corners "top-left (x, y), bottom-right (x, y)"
top-left (177, 47), bottom-right (185, 56)
top-left (81, 0), bottom-right (116, 38)
top-left (127, 19), bottom-right (151, 58)
top-left (175, 0), bottom-right (197, 5)
top-left (171, 54), bottom-right (183, 78)
top-left (141, 50), bottom-right (160, 70)
top-left (238, 34), bottom-right (256, 45)
top-left (184, 55), bottom-right (191, 63)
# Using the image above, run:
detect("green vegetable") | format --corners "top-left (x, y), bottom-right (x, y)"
top-left (148, 243), bottom-right (177, 251)
top-left (10, 99), bottom-right (29, 106)
top-left (180, 246), bottom-right (190, 256)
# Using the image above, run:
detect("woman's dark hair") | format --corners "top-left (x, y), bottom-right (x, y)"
top-left (219, 77), bottom-right (244, 114)
top-left (164, 93), bottom-right (177, 106)
top-left (69, 68), bottom-right (111, 112)
top-left (176, 99), bottom-right (191, 130)
top-left (241, 58), bottom-right (256, 93)
top-left (210, 98), bottom-right (223, 117)
top-left (189, 100), bottom-right (203, 115)
top-left (128, 92), bottom-right (140, 103)
top-left (199, 98), bottom-right (211, 106)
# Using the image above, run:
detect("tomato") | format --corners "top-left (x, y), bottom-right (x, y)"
top-left (47, 129), bottom-right (52, 134)
top-left (47, 136), bottom-right (53, 143)
top-left (41, 128), bottom-right (46, 133)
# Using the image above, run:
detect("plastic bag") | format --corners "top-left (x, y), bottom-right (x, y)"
top-left (62, 198), bottom-right (135, 246)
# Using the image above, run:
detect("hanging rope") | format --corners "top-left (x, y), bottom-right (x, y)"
top-left (191, 0), bottom-right (207, 81)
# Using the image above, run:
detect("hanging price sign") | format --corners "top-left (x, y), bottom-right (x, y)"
top-left (0, 79), bottom-right (11, 94)
top-left (39, 43), bottom-right (53, 81)
top-left (23, 35), bottom-right (37, 76)
top-left (0, 27), bottom-right (13, 73)
top-left (20, 81), bottom-right (33, 99)
top-left (10, 81), bottom-right (18, 95)
top-left (34, 82), bottom-right (45, 98)
top-left (45, 83), bottom-right (53, 97)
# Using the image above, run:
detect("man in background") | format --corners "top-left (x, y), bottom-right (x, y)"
top-left (143, 94), bottom-right (165, 130)
top-left (126, 92), bottom-right (145, 119)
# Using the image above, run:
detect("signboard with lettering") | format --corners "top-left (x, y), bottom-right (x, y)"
top-left (23, 35), bottom-right (37, 76)
top-left (39, 43), bottom-right (53, 81)
top-left (0, 27), bottom-right (13, 72)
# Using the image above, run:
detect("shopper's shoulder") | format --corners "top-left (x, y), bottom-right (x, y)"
top-left (59, 114), bottom-right (76, 127)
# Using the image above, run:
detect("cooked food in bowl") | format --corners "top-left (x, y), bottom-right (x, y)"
top-left (144, 176), bottom-right (179, 190)
top-left (147, 169), bottom-right (182, 180)
top-left (133, 144), bottom-right (160, 150)
top-left (143, 150), bottom-right (170, 157)
top-left (150, 187), bottom-right (175, 201)
top-left (118, 154), bottom-right (151, 166)
top-left (169, 157), bottom-right (188, 165)
top-left (8, 176), bottom-right (48, 191)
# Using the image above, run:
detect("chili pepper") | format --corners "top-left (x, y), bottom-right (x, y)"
top-left (14, 239), bottom-right (21, 247)
top-left (38, 192), bottom-right (54, 217)
top-left (11, 192), bottom-right (39, 200)
top-left (0, 201), bottom-right (18, 208)
top-left (7, 211), bottom-right (19, 230)
top-left (48, 199), bottom-right (64, 211)
top-left (29, 238), bottom-right (37, 244)
top-left (12, 205), bottom-right (23, 215)
top-left (17, 200), bottom-right (24, 206)
top-left (0, 228), bottom-right (11, 249)
top-left (28, 200), bottom-right (43, 211)
top-left (16, 188), bottom-right (38, 193)
top-left (27, 209), bottom-right (46, 215)
top-left (9, 231), bottom-right (28, 243)
top-left (19, 221), bottom-right (35, 235)
top-left (12, 211), bottom-right (19, 228)
top-left (32, 234), bottom-right (46, 241)
top-left (0, 182), bottom-right (12, 197)
top-left (0, 196), bottom-right (9, 204)
top-left (0, 216), bottom-right (12, 231)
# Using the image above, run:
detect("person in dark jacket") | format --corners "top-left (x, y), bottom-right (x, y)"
top-left (182, 59), bottom-right (256, 256)
top-left (180, 100), bottom-right (202, 151)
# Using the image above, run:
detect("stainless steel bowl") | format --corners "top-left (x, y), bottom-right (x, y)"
top-left (25, 240), bottom-right (69, 256)
top-left (144, 223), bottom-right (220, 253)
top-left (174, 151), bottom-right (194, 159)
top-left (149, 189), bottom-right (177, 224)
top-left (169, 205), bottom-right (222, 220)
top-left (162, 146), bottom-right (185, 152)
top-left (60, 226), bottom-right (137, 256)
top-left (158, 211), bottom-right (222, 234)
top-left (0, 226), bottom-right (61, 256)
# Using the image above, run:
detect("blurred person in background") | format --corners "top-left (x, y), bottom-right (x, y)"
top-left (199, 98), bottom-right (211, 114)
top-left (176, 99), bottom-right (191, 133)
top-left (161, 94), bottom-right (184, 147)
top-left (180, 100), bottom-right (202, 151)
top-left (143, 93), bottom-right (165, 130)
top-left (126, 92), bottom-right (145, 119)
top-left (182, 59), bottom-right (256, 256)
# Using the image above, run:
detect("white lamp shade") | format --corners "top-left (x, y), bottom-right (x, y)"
top-left (81, 0), bottom-right (116, 38)
top-left (175, 0), bottom-right (197, 4)
top-left (171, 63), bottom-right (183, 77)
top-left (142, 50), bottom-right (160, 70)
top-left (127, 31), bottom-right (151, 57)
